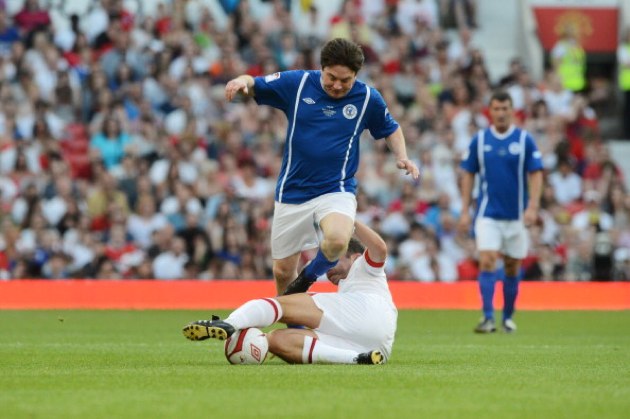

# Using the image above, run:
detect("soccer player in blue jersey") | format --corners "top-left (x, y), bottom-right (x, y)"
top-left (224, 38), bottom-right (419, 295)
top-left (458, 91), bottom-right (543, 333)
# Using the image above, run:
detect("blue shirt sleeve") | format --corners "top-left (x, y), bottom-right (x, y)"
top-left (253, 70), bottom-right (306, 113)
top-left (525, 132), bottom-right (543, 173)
top-left (365, 87), bottom-right (399, 139)
top-left (460, 133), bottom-right (479, 174)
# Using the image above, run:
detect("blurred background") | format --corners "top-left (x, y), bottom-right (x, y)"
top-left (0, 0), bottom-right (629, 283)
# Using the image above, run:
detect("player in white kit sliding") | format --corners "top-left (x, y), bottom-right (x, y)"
top-left (182, 220), bottom-right (397, 365)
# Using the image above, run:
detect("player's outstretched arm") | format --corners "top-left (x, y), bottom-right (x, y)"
top-left (225, 75), bottom-right (256, 101)
top-left (353, 220), bottom-right (387, 263)
top-left (384, 127), bottom-right (419, 180)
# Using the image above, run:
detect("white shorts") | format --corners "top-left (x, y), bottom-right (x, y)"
top-left (474, 217), bottom-right (528, 259)
top-left (271, 192), bottom-right (357, 259)
top-left (311, 292), bottom-right (397, 362)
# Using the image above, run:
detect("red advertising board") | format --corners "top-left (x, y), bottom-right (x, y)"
top-left (531, 1), bottom-right (619, 52)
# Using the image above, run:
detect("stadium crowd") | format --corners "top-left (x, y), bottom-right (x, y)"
top-left (0, 0), bottom-right (629, 282)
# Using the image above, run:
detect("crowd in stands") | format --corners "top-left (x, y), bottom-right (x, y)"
top-left (0, 0), bottom-right (628, 282)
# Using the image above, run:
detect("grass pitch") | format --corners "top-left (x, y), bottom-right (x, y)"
top-left (1, 310), bottom-right (629, 419)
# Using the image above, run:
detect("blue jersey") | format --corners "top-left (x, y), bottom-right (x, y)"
top-left (253, 70), bottom-right (399, 204)
top-left (460, 126), bottom-right (543, 220)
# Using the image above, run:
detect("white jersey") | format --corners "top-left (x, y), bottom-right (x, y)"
top-left (338, 252), bottom-right (394, 301)
top-left (312, 252), bottom-right (398, 361)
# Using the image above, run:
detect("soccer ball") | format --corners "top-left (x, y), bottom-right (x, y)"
top-left (224, 328), bottom-right (269, 365)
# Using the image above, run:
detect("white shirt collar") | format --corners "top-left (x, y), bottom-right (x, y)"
top-left (490, 124), bottom-right (515, 140)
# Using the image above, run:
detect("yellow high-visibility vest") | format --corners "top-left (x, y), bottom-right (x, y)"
top-left (620, 44), bottom-right (630, 91)
top-left (558, 43), bottom-right (586, 91)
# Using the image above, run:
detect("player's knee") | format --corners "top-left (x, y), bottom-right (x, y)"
top-left (321, 236), bottom-right (349, 260)
top-left (266, 332), bottom-right (289, 361)
top-left (479, 256), bottom-right (497, 272)
top-left (266, 330), bottom-right (302, 364)
top-left (479, 263), bottom-right (495, 272)
top-left (504, 265), bottom-right (520, 277)
top-left (503, 258), bottom-right (521, 276)
top-left (266, 330), bottom-right (281, 352)
top-left (273, 265), bottom-right (294, 283)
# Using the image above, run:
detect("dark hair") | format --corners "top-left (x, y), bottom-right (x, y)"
top-left (347, 238), bottom-right (365, 256)
top-left (320, 38), bottom-right (364, 74)
top-left (557, 158), bottom-right (573, 168)
top-left (489, 90), bottom-right (513, 106)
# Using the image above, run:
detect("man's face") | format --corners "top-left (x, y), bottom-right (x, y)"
top-left (489, 99), bottom-right (513, 132)
top-left (321, 65), bottom-right (356, 99)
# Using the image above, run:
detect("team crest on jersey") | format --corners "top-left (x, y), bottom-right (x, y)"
top-left (264, 72), bottom-right (281, 82)
top-left (343, 104), bottom-right (358, 119)
top-left (508, 142), bottom-right (521, 155)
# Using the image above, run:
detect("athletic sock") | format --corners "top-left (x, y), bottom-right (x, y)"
top-left (478, 270), bottom-right (496, 320)
top-left (303, 249), bottom-right (338, 281)
top-left (224, 298), bottom-right (283, 330)
top-left (301, 335), bottom-right (359, 364)
top-left (503, 274), bottom-right (520, 320)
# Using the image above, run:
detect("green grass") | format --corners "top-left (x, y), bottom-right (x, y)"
top-left (1, 310), bottom-right (629, 419)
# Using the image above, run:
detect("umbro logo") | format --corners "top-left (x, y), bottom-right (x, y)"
top-left (302, 98), bottom-right (315, 104)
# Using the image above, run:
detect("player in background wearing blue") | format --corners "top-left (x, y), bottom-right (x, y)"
top-left (458, 91), bottom-right (543, 333)
top-left (224, 38), bottom-right (419, 295)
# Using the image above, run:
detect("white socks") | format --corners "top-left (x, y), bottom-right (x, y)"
top-left (225, 298), bottom-right (283, 330)
top-left (301, 335), bottom-right (359, 364)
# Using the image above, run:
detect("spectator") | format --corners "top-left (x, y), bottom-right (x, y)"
top-left (409, 233), bottom-right (457, 282)
top-left (523, 243), bottom-right (564, 281)
top-left (0, 9), bottom-right (19, 56)
top-left (104, 223), bottom-right (142, 277)
top-left (126, 194), bottom-right (168, 250)
top-left (618, 28), bottom-right (630, 139)
top-left (230, 158), bottom-right (273, 201)
top-left (152, 236), bottom-right (189, 280)
top-left (551, 26), bottom-right (586, 92)
top-left (99, 21), bottom-right (146, 83)
top-left (571, 190), bottom-right (614, 232)
top-left (42, 251), bottom-right (71, 279)
top-left (13, 0), bottom-right (51, 35)
top-left (86, 171), bottom-right (130, 231)
top-left (548, 159), bottom-right (582, 206)
top-left (89, 115), bottom-right (132, 170)
top-left (0, 0), bottom-right (626, 282)
top-left (564, 229), bottom-right (593, 281)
